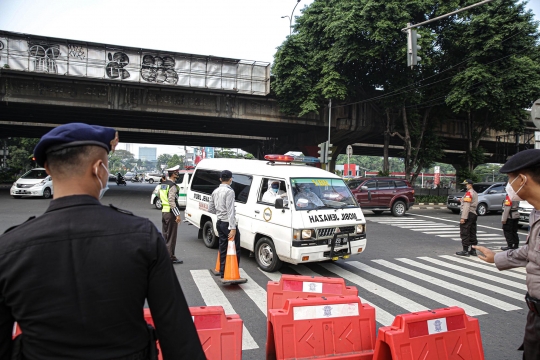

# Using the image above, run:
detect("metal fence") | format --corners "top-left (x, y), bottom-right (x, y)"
top-left (0, 30), bottom-right (270, 95)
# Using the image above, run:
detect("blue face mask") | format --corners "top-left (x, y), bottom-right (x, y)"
top-left (272, 188), bottom-right (279, 193)
top-left (95, 163), bottom-right (110, 200)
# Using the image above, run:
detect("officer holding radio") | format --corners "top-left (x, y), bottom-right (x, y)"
top-left (474, 149), bottom-right (540, 359)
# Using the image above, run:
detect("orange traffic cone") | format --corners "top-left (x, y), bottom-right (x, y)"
top-left (211, 251), bottom-right (221, 276)
top-left (222, 240), bottom-right (247, 285)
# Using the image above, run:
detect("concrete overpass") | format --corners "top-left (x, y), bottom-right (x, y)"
top-left (0, 30), bottom-right (535, 165)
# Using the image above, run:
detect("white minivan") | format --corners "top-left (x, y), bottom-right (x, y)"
top-left (185, 156), bottom-right (367, 272)
top-left (10, 168), bottom-right (53, 199)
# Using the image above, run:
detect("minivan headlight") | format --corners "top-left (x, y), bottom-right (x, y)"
top-left (293, 229), bottom-right (315, 240)
top-left (356, 224), bottom-right (365, 234)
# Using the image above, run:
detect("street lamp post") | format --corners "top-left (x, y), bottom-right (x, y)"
top-left (281, 0), bottom-right (301, 36)
top-left (492, 169), bottom-right (495, 182)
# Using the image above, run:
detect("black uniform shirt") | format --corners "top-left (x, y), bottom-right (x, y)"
top-left (0, 195), bottom-right (205, 360)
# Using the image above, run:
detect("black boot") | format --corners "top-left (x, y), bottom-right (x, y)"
top-left (456, 246), bottom-right (470, 256)
top-left (469, 248), bottom-right (477, 256)
top-left (500, 246), bottom-right (511, 251)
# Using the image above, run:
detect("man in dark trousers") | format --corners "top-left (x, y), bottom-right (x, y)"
top-left (159, 170), bottom-right (183, 264)
top-left (208, 170), bottom-right (246, 283)
top-left (501, 193), bottom-right (520, 250)
top-left (474, 149), bottom-right (540, 359)
top-left (456, 179), bottom-right (478, 256)
top-left (0, 123), bottom-right (204, 360)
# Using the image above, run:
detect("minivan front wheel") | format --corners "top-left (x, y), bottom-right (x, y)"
top-left (256, 237), bottom-right (282, 272)
top-left (391, 200), bottom-right (407, 217)
top-left (149, 178), bottom-right (154, 184)
top-left (202, 221), bottom-right (219, 248)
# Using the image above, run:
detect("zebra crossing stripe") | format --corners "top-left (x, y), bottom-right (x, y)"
top-left (293, 265), bottom-right (396, 326)
top-left (190, 270), bottom-right (259, 350)
top-left (321, 263), bottom-right (428, 313)
top-left (477, 234), bottom-right (503, 237)
top-left (258, 268), bottom-right (281, 281)
top-left (400, 225), bottom-right (458, 229)
top-left (423, 231), bottom-right (461, 234)
top-left (238, 269), bottom-right (268, 316)
top-left (418, 257), bottom-right (527, 291)
top-left (346, 261), bottom-right (486, 316)
top-left (440, 255), bottom-right (525, 280)
top-left (394, 258), bottom-right (524, 301)
top-left (373, 260), bottom-right (520, 311)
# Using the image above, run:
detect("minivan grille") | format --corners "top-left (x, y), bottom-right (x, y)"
top-left (17, 184), bottom-right (33, 188)
top-left (316, 226), bottom-right (356, 238)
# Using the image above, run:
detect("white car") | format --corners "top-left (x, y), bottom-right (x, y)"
top-left (145, 173), bottom-right (162, 184)
top-left (11, 168), bottom-right (54, 199)
top-left (518, 200), bottom-right (534, 228)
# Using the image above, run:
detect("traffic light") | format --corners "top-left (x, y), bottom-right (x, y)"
top-left (407, 28), bottom-right (421, 67)
top-left (326, 143), bottom-right (333, 161)
top-left (317, 142), bottom-right (327, 164)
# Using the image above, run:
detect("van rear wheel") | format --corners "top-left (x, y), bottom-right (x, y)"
top-left (255, 237), bottom-right (282, 272)
top-left (203, 221), bottom-right (219, 248)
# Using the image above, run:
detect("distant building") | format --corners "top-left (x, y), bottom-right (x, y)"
top-left (139, 147), bottom-right (157, 161)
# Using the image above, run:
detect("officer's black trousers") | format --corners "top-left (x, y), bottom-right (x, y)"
top-left (522, 310), bottom-right (540, 359)
top-left (460, 213), bottom-right (478, 247)
top-left (503, 218), bottom-right (520, 248)
top-left (216, 220), bottom-right (241, 278)
top-left (161, 212), bottom-right (178, 258)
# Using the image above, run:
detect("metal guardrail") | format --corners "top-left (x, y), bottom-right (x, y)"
top-left (0, 30), bottom-right (270, 96)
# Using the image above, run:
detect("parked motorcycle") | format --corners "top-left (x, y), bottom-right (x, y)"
top-left (116, 173), bottom-right (127, 186)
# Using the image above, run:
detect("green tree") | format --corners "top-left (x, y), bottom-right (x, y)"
top-left (167, 154), bottom-right (183, 168)
top-left (6, 137), bottom-right (39, 172)
top-left (157, 154), bottom-right (172, 169)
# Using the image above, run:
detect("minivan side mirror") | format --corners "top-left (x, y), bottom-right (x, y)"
top-left (275, 198), bottom-right (284, 209)
top-left (488, 190), bottom-right (497, 194)
top-left (361, 186), bottom-right (368, 191)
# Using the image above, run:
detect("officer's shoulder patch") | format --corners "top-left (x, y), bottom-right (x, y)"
top-left (3, 216), bottom-right (36, 234)
top-left (108, 204), bottom-right (134, 216)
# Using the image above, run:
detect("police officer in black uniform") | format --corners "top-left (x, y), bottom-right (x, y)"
top-left (0, 123), bottom-right (205, 360)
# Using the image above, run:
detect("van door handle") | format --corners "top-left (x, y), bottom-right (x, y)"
top-left (255, 210), bottom-right (260, 214)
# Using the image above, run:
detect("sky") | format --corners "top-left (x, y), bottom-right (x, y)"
top-left (1, 0), bottom-right (538, 157)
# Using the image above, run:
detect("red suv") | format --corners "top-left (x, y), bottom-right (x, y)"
top-left (347, 177), bottom-right (415, 216)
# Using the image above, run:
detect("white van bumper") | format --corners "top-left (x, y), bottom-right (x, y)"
top-left (288, 237), bottom-right (367, 265)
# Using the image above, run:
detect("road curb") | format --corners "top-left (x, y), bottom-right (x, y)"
top-left (412, 203), bottom-right (447, 210)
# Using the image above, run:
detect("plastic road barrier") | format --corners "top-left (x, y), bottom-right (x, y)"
top-left (145, 306), bottom-right (243, 360)
top-left (267, 274), bottom-right (358, 313)
top-left (372, 306), bottom-right (484, 360)
top-left (267, 295), bottom-right (376, 360)
top-left (191, 306), bottom-right (243, 360)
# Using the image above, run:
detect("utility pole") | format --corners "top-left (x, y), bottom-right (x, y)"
top-left (327, 99), bottom-right (332, 170)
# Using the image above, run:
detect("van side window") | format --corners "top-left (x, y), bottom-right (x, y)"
top-left (258, 178), bottom-right (287, 205)
top-left (377, 180), bottom-right (394, 190)
top-left (231, 174), bottom-right (252, 203)
top-left (190, 169), bottom-right (221, 195)
top-left (176, 174), bottom-right (186, 184)
top-left (395, 180), bottom-right (408, 188)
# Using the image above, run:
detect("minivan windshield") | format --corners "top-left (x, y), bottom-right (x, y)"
top-left (291, 178), bottom-right (357, 210)
top-left (21, 169), bottom-right (48, 180)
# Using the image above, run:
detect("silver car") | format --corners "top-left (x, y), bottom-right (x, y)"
top-left (518, 200), bottom-right (534, 228)
top-left (446, 182), bottom-right (506, 216)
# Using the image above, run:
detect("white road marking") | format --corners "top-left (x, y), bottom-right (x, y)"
top-left (372, 260), bottom-right (520, 311)
top-left (321, 263), bottom-right (428, 313)
top-left (258, 268), bottom-right (281, 281)
top-left (394, 258), bottom-right (524, 301)
top-left (239, 269), bottom-right (268, 316)
top-left (409, 213), bottom-right (529, 234)
top-left (439, 255), bottom-right (526, 281)
top-left (190, 269), bottom-right (259, 350)
top-left (293, 265), bottom-right (395, 326)
top-left (418, 257), bottom-right (526, 291)
top-left (347, 261), bottom-right (486, 316)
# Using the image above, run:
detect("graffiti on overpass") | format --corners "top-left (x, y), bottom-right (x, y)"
top-left (28, 42), bottom-right (60, 74)
top-left (106, 52), bottom-right (130, 79)
top-left (68, 44), bottom-right (86, 60)
top-left (141, 54), bottom-right (178, 84)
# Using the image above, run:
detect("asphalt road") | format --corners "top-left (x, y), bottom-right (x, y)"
top-left (0, 183), bottom-right (531, 359)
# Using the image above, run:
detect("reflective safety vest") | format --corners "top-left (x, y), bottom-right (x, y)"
top-left (159, 182), bottom-right (179, 213)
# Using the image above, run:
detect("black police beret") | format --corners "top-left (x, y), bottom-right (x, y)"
top-left (220, 170), bottom-right (232, 179)
top-left (462, 179), bottom-right (474, 185)
top-left (500, 149), bottom-right (540, 174)
top-left (34, 123), bottom-right (118, 166)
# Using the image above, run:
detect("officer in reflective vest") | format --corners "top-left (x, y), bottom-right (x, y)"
top-left (501, 194), bottom-right (520, 250)
top-left (159, 170), bottom-right (183, 264)
top-left (456, 179), bottom-right (478, 256)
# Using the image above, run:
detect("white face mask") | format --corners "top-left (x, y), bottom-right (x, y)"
top-left (505, 175), bottom-right (526, 202)
top-left (95, 163), bottom-right (110, 200)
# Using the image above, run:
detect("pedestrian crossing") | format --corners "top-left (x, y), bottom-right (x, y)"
top-left (367, 216), bottom-right (520, 249)
top-left (185, 253), bottom-right (526, 351)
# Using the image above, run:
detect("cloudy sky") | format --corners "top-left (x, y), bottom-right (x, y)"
top-left (1, 0), bottom-right (538, 157)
